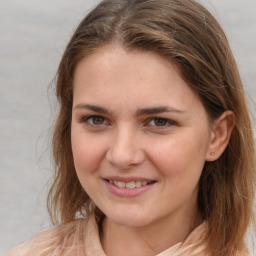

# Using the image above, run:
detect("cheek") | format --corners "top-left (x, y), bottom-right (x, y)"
top-left (148, 132), bottom-right (208, 182)
top-left (71, 128), bottom-right (107, 176)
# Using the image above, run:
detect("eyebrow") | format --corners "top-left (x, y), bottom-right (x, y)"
top-left (136, 106), bottom-right (185, 116)
top-left (73, 104), bottom-right (185, 116)
top-left (74, 104), bottom-right (112, 115)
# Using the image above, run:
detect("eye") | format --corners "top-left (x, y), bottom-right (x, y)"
top-left (82, 115), bottom-right (109, 126)
top-left (148, 117), bottom-right (175, 127)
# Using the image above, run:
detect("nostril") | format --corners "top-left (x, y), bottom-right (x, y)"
top-left (106, 144), bottom-right (146, 169)
top-left (106, 147), bottom-right (135, 168)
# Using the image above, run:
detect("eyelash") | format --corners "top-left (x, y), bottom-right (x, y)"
top-left (81, 115), bottom-right (176, 129)
top-left (147, 117), bottom-right (176, 128)
top-left (82, 115), bottom-right (109, 127)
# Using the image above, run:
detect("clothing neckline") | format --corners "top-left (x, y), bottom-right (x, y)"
top-left (84, 215), bottom-right (206, 256)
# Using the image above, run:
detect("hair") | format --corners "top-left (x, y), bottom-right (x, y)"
top-left (47, 0), bottom-right (256, 255)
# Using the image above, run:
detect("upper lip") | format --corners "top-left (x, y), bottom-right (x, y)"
top-left (103, 176), bottom-right (156, 183)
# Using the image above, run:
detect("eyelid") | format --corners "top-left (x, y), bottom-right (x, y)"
top-left (146, 117), bottom-right (176, 128)
top-left (80, 115), bottom-right (176, 129)
top-left (81, 115), bottom-right (110, 127)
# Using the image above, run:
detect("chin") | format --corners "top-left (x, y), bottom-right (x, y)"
top-left (105, 209), bottom-right (150, 227)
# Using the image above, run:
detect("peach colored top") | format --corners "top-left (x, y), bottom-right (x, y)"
top-left (6, 215), bottom-right (250, 256)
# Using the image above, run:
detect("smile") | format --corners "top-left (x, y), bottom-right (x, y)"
top-left (104, 178), bottom-right (156, 197)
top-left (108, 180), bottom-right (153, 189)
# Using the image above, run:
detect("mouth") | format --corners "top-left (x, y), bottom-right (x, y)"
top-left (106, 179), bottom-right (155, 189)
top-left (103, 177), bottom-right (156, 197)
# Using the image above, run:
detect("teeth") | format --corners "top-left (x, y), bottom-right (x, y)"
top-left (117, 181), bottom-right (125, 188)
top-left (135, 181), bottom-right (141, 187)
top-left (126, 181), bottom-right (135, 189)
top-left (109, 180), bottom-right (151, 188)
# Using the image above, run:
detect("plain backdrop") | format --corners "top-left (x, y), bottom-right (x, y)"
top-left (0, 0), bottom-right (255, 255)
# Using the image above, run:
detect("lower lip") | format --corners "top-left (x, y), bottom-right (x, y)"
top-left (104, 180), bottom-right (155, 198)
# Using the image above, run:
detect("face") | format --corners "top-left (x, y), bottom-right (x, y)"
top-left (71, 44), bottom-right (213, 228)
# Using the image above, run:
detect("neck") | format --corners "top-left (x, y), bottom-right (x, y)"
top-left (100, 208), bottom-right (203, 256)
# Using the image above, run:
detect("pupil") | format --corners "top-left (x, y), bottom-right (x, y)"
top-left (154, 118), bottom-right (166, 126)
top-left (93, 117), bottom-right (104, 124)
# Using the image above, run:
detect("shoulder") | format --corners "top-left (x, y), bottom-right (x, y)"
top-left (6, 218), bottom-right (90, 256)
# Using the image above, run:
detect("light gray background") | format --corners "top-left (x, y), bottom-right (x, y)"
top-left (0, 0), bottom-right (255, 255)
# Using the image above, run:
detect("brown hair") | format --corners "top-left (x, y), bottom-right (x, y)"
top-left (47, 0), bottom-right (256, 255)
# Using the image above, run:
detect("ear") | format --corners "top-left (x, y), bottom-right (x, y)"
top-left (205, 111), bottom-right (235, 161)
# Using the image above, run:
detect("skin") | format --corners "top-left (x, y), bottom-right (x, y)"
top-left (71, 44), bottom-right (234, 256)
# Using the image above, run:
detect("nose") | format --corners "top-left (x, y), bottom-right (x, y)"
top-left (106, 126), bottom-right (145, 169)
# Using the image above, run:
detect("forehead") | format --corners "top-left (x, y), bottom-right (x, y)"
top-left (74, 45), bottom-right (179, 85)
top-left (72, 44), bottom-right (203, 114)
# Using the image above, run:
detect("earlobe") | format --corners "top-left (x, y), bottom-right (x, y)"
top-left (205, 111), bottom-right (235, 161)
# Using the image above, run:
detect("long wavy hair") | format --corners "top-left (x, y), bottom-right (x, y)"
top-left (47, 0), bottom-right (256, 255)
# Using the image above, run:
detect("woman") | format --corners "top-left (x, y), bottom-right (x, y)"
top-left (7, 0), bottom-right (255, 255)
